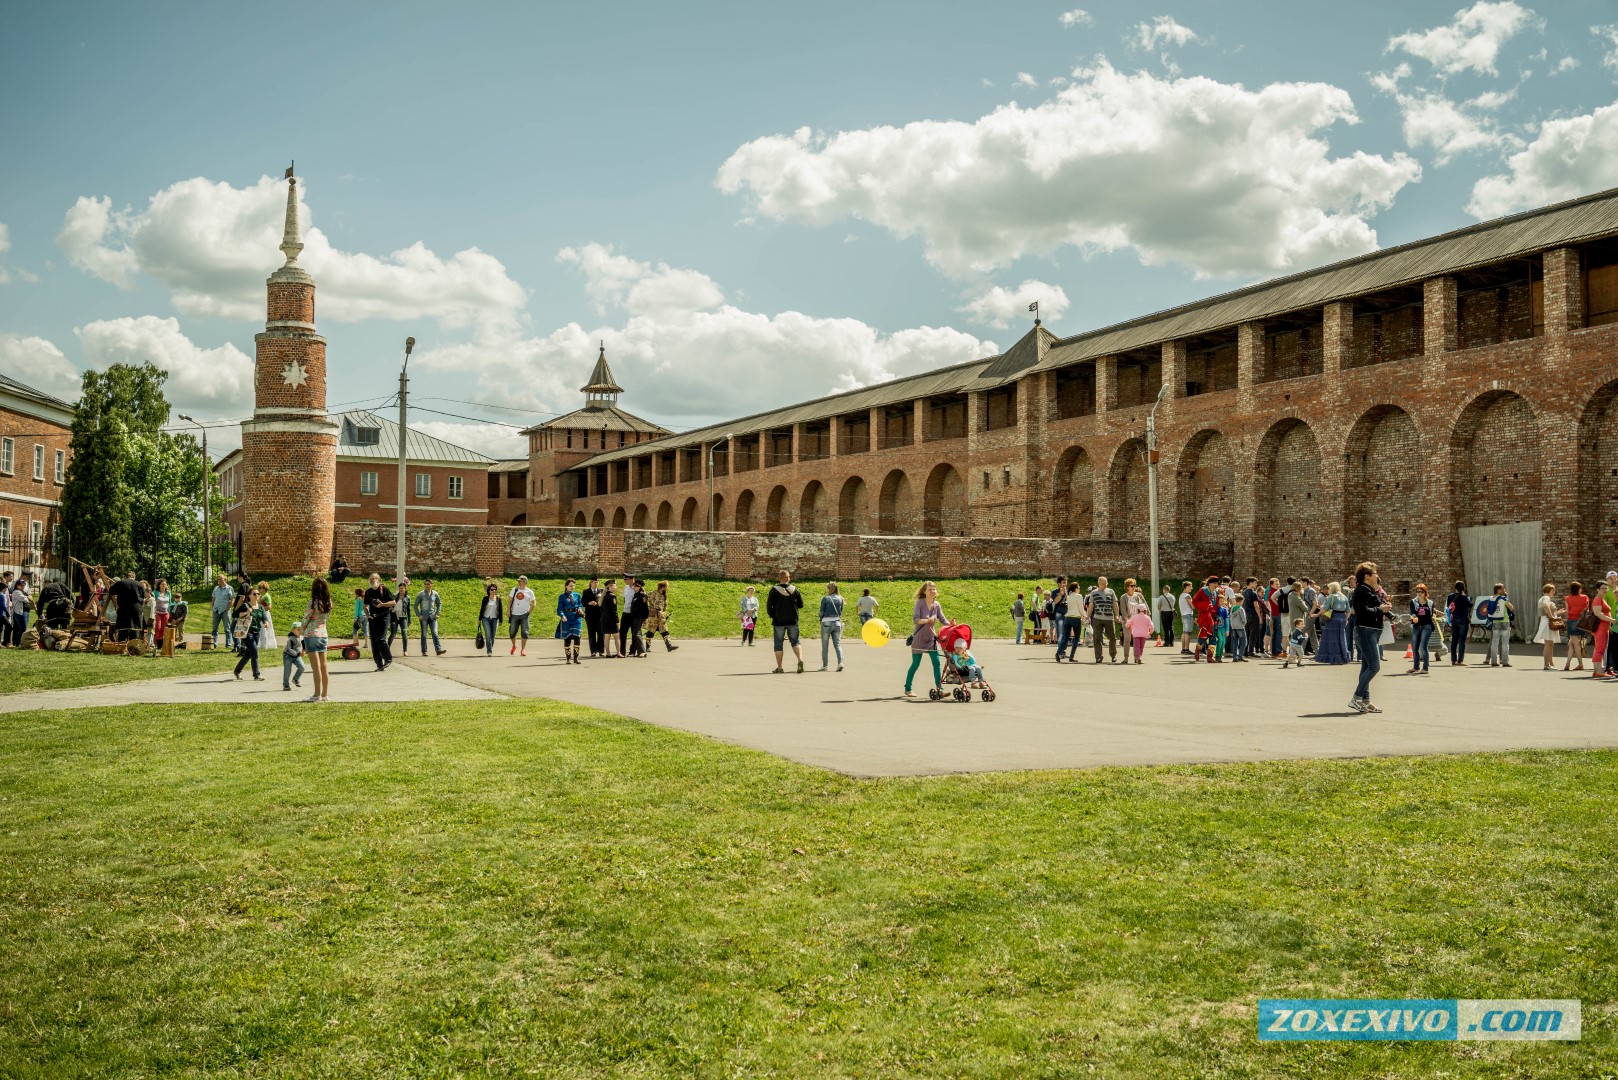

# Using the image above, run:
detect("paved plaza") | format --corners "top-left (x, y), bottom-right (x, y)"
top-left (397, 636), bottom-right (1616, 777)
top-left (10, 637), bottom-right (1611, 777)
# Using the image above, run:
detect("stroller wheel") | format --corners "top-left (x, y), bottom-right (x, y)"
top-left (981, 689), bottom-right (995, 702)
top-left (928, 687), bottom-right (944, 701)
top-left (953, 686), bottom-right (970, 702)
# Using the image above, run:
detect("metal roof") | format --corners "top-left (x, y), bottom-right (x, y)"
top-left (335, 409), bottom-right (495, 465)
top-left (522, 404), bottom-right (669, 435)
top-left (566, 184), bottom-right (1618, 471)
top-left (580, 344), bottom-right (624, 394)
top-left (489, 458), bottom-right (530, 473)
top-left (0, 372), bottom-right (75, 418)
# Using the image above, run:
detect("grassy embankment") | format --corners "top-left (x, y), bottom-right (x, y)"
top-left (185, 575), bottom-right (1121, 641)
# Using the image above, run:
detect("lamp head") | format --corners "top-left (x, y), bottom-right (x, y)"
top-left (404, 337), bottom-right (416, 357)
top-left (178, 413), bottom-right (194, 422)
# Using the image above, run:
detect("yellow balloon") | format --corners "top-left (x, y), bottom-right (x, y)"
top-left (861, 617), bottom-right (891, 648)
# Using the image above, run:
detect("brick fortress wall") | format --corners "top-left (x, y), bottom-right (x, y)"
top-left (332, 520), bottom-right (1230, 583)
top-left (556, 245), bottom-right (1618, 592)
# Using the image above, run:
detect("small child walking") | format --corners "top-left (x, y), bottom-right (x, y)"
top-left (1282, 618), bottom-right (1307, 668)
top-left (1214, 596), bottom-right (1230, 662)
top-left (1126, 607), bottom-right (1153, 664)
top-left (351, 588), bottom-right (366, 646)
top-left (283, 623), bottom-right (306, 690)
top-left (1228, 600), bottom-right (1249, 662)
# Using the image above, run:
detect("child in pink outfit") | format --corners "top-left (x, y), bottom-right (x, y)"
top-left (1126, 609), bottom-right (1154, 664)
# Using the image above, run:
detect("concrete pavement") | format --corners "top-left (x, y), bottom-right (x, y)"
top-left (397, 635), bottom-right (1617, 777)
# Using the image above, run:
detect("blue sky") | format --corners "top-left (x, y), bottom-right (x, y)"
top-left (3, 1), bottom-right (1617, 458)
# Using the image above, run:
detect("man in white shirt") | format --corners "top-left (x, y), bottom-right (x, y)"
top-left (508, 575), bottom-right (536, 656)
top-left (618, 579), bottom-right (638, 655)
top-left (1154, 585), bottom-right (1176, 647)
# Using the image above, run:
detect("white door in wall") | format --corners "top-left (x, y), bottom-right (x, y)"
top-left (1459, 521), bottom-right (1543, 642)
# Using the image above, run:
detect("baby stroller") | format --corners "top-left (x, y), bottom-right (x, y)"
top-left (935, 623), bottom-right (996, 702)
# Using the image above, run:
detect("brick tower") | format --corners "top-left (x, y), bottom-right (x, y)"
top-left (239, 168), bottom-right (338, 574)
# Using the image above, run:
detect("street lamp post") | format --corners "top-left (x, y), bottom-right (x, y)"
top-left (706, 434), bottom-right (732, 532)
top-left (177, 414), bottom-right (210, 584)
top-left (1146, 383), bottom-right (1169, 628)
top-left (396, 337), bottom-right (415, 580)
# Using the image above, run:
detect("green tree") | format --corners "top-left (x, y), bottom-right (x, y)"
top-left (60, 363), bottom-right (224, 586)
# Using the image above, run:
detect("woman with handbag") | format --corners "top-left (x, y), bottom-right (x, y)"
top-left (1563, 582), bottom-right (1591, 671)
top-left (819, 581), bottom-right (846, 672)
top-left (1533, 583), bottom-right (1564, 670)
top-left (1314, 581), bottom-right (1350, 664)
top-left (477, 582), bottom-right (502, 657)
top-left (903, 581), bottom-right (949, 700)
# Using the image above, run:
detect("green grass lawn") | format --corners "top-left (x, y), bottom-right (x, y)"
top-left (187, 575), bottom-right (1114, 642)
top-left (0, 646), bottom-right (237, 695)
top-left (1, 700), bottom-right (1611, 1076)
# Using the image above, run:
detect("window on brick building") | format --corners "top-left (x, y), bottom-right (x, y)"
top-left (618, 431), bottom-right (626, 447)
top-left (566, 431), bottom-right (573, 448)
top-left (360, 471), bottom-right (378, 496)
top-left (33, 445), bottom-right (44, 481)
top-left (0, 438), bottom-right (12, 475)
top-left (415, 473), bottom-right (431, 498)
top-left (53, 449), bottom-right (64, 484)
top-left (29, 520), bottom-right (42, 556)
top-left (448, 475), bottom-right (463, 499)
top-left (0, 518), bottom-right (9, 548)
top-left (355, 426), bottom-right (380, 445)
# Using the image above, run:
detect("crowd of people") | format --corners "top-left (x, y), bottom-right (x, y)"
top-left (20, 553), bottom-right (1618, 716)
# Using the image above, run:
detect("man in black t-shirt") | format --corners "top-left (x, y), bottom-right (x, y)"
top-left (582, 576), bottom-right (605, 657)
top-left (363, 572), bottom-right (396, 670)
top-left (108, 572), bottom-right (143, 642)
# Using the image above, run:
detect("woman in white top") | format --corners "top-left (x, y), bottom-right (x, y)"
top-left (1533, 583), bottom-right (1564, 670)
top-left (508, 575), bottom-right (535, 656)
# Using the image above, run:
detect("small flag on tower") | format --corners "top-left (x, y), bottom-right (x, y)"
top-left (1028, 302), bottom-right (1038, 312)
top-left (285, 162), bottom-right (294, 179)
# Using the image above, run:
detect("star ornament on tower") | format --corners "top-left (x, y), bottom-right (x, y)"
top-left (281, 359), bottom-right (309, 389)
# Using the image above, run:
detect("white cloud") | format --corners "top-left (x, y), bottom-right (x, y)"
top-left (1059, 9), bottom-right (1092, 28)
top-left (0, 333), bottom-right (81, 401)
top-left (1467, 100), bottom-right (1618, 217)
top-left (1553, 56), bottom-right (1579, 74)
top-left (1599, 25), bottom-right (1618, 72)
top-left (407, 420), bottom-right (527, 461)
top-left (0, 221), bottom-right (41, 285)
top-left (419, 243), bottom-right (998, 422)
top-left (1395, 91), bottom-right (1519, 164)
top-left (1133, 16), bottom-right (1198, 50)
top-left (716, 60), bottom-right (1420, 278)
top-left (74, 316), bottom-right (254, 417)
top-left (1016, 72), bottom-right (1038, 88)
top-left (1387, 1), bottom-right (1535, 76)
top-left (959, 280), bottom-right (1072, 328)
top-left (1370, 62), bottom-right (1412, 94)
top-left (57, 176), bottom-right (528, 338)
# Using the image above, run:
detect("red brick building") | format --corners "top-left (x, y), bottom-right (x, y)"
top-left (219, 409), bottom-right (496, 563)
top-left (0, 373), bottom-right (73, 584)
top-left (556, 187), bottom-right (1618, 594)
top-left (522, 345), bottom-right (668, 526)
top-left (487, 459), bottom-right (529, 525)
top-left (236, 170), bottom-right (339, 575)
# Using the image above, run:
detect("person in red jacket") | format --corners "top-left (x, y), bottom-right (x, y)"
top-left (1191, 576), bottom-right (1217, 662)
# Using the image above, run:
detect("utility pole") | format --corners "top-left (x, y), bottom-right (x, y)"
top-left (1146, 382), bottom-right (1169, 630)
top-left (396, 337), bottom-right (415, 579)
top-left (706, 434), bottom-right (732, 532)
top-left (177, 414), bottom-right (210, 583)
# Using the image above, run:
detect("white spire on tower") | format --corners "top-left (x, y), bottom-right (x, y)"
top-left (280, 163), bottom-right (303, 268)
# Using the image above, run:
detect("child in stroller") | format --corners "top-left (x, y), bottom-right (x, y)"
top-left (936, 623), bottom-right (996, 702)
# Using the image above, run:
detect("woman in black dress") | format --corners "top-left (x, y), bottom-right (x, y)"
top-left (599, 582), bottom-right (621, 658)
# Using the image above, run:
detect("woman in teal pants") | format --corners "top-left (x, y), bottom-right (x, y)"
top-left (904, 581), bottom-right (949, 700)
